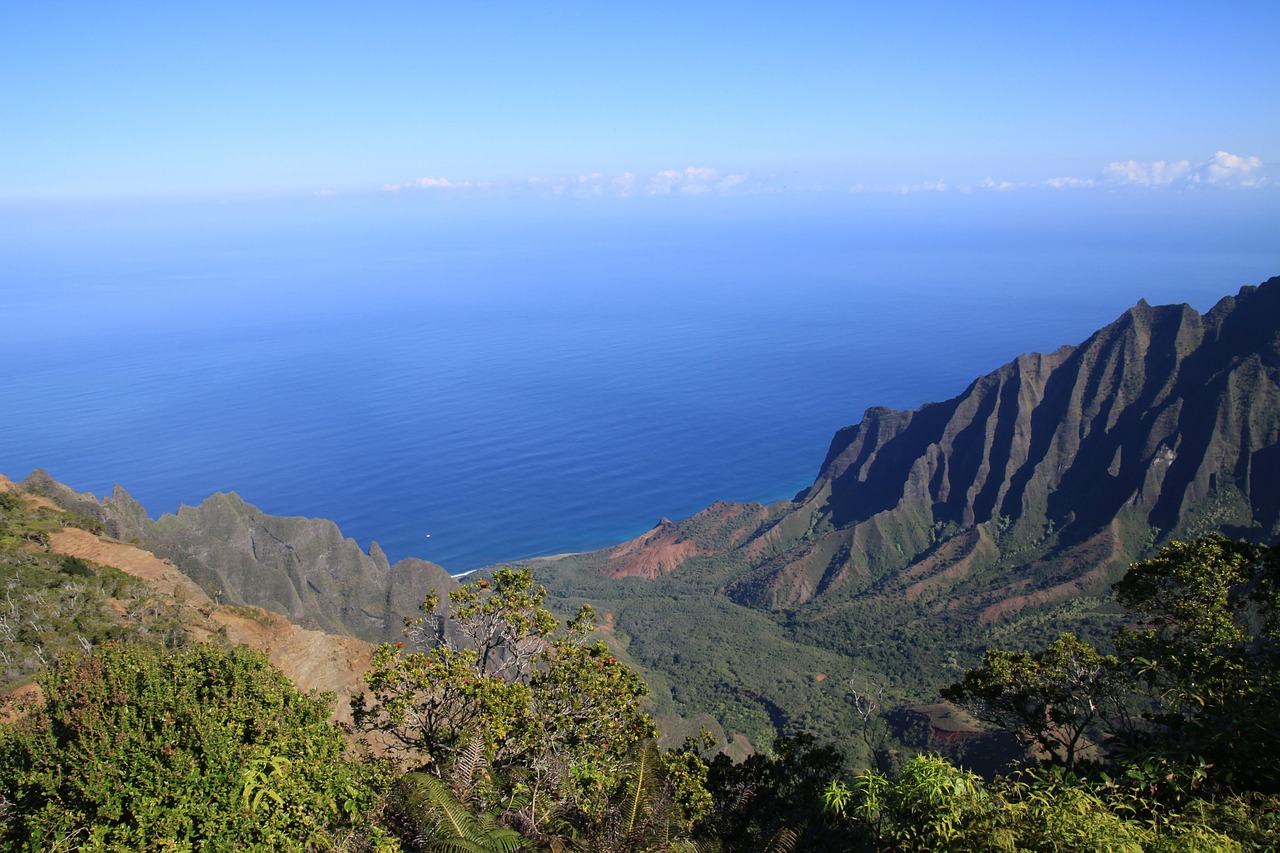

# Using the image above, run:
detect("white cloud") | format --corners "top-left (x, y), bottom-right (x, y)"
top-left (716, 172), bottom-right (749, 192)
top-left (373, 152), bottom-right (1266, 201)
top-left (646, 169), bottom-right (681, 195)
top-left (683, 166), bottom-right (720, 183)
top-left (374, 176), bottom-right (517, 195)
top-left (849, 179), bottom-right (956, 194)
top-left (414, 177), bottom-right (472, 189)
top-left (1100, 158), bottom-right (1193, 186)
top-left (574, 173), bottom-right (607, 197)
top-left (1197, 150), bottom-right (1266, 186)
top-left (612, 172), bottom-right (638, 197)
top-left (382, 167), bottom-right (753, 199)
top-left (1027, 151), bottom-right (1270, 192)
top-left (634, 166), bottom-right (753, 197)
top-left (1044, 176), bottom-right (1095, 189)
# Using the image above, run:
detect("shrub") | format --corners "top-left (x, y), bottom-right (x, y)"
top-left (0, 641), bottom-right (387, 851)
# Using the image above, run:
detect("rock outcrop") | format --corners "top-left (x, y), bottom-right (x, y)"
top-left (22, 473), bottom-right (456, 643)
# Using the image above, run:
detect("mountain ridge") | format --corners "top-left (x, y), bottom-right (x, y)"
top-left (587, 278), bottom-right (1280, 620)
top-left (0, 473), bottom-right (375, 726)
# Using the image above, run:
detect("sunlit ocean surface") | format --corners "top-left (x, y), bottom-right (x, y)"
top-left (2, 192), bottom-right (1276, 570)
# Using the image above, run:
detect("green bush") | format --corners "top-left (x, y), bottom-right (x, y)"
top-left (58, 555), bottom-right (95, 578)
top-left (0, 641), bottom-right (389, 851)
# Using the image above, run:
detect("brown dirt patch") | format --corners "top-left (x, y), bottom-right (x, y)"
top-left (603, 520), bottom-right (706, 578)
top-left (905, 529), bottom-right (991, 602)
top-left (978, 528), bottom-right (1119, 624)
top-left (0, 683), bottom-right (42, 724)
top-left (210, 608), bottom-right (373, 726)
top-left (47, 528), bottom-right (211, 603)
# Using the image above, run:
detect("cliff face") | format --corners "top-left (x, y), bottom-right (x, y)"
top-left (22, 472), bottom-right (456, 643)
top-left (595, 278), bottom-right (1280, 619)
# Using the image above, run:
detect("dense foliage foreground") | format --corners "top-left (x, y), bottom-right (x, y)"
top-left (2, 534), bottom-right (1279, 850)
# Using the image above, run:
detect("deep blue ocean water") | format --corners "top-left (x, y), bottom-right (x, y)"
top-left (2, 191), bottom-right (1277, 570)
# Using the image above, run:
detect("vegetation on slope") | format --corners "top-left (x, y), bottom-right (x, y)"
top-left (352, 567), bottom-right (714, 850)
top-left (19, 470), bottom-right (458, 646)
top-left (2, 477), bottom-right (1278, 850)
top-left (0, 489), bottom-right (153, 690)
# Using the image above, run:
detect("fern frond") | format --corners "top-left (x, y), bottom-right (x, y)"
top-left (621, 739), bottom-right (663, 837)
top-left (406, 774), bottom-right (474, 840)
top-left (399, 773), bottom-right (527, 853)
top-left (670, 840), bottom-right (722, 853)
top-left (762, 824), bottom-right (800, 853)
top-left (451, 735), bottom-right (488, 800)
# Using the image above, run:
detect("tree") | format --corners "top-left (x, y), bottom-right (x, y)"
top-left (1113, 534), bottom-right (1280, 790)
top-left (845, 677), bottom-right (895, 773)
top-left (702, 733), bottom-right (853, 852)
top-left (946, 535), bottom-right (1280, 793)
top-left (870, 536), bottom-right (1280, 849)
top-left (942, 632), bottom-right (1124, 768)
top-left (822, 756), bottom-right (1249, 852)
top-left (0, 641), bottom-right (387, 851)
top-left (352, 567), bottom-right (706, 844)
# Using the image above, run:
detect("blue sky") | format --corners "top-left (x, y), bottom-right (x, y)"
top-left (3, 1), bottom-right (1277, 203)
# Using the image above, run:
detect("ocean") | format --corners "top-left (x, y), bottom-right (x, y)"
top-left (2, 190), bottom-right (1277, 571)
